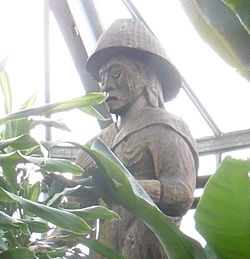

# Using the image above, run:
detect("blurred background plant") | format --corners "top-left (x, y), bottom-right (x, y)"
top-left (179, 0), bottom-right (250, 80)
top-left (0, 60), bottom-right (124, 258)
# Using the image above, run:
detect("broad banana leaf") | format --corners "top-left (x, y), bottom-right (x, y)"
top-left (221, 0), bottom-right (250, 34)
top-left (178, 0), bottom-right (250, 80)
top-left (195, 157), bottom-right (250, 258)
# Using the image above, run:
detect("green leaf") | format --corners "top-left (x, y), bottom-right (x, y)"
top-left (19, 93), bottom-right (37, 110)
top-left (1, 163), bottom-right (18, 193)
top-left (204, 245), bottom-right (218, 259)
top-left (27, 182), bottom-right (41, 202)
top-left (44, 246), bottom-right (68, 257)
top-left (21, 218), bottom-right (51, 233)
top-left (46, 185), bottom-right (82, 206)
top-left (30, 118), bottom-right (71, 131)
top-left (0, 69), bottom-right (12, 114)
top-left (80, 106), bottom-right (106, 120)
top-left (0, 187), bottom-right (92, 234)
top-left (79, 139), bottom-right (206, 259)
top-left (221, 0), bottom-right (250, 34)
top-left (21, 155), bottom-right (84, 176)
top-left (0, 237), bottom-right (8, 251)
top-left (81, 238), bottom-right (125, 259)
top-left (0, 151), bottom-right (26, 164)
top-left (9, 118), bottom-right (31, 137)
top-left (0, 211), bottom-right (24, 227)
top-left (0, 247), bottom-right (36, 259)
top-left (0, 134), bottom-right (40, 151)
top-left (2, 94), bottom-right (37, 139)
top-left (178, 0), bottom-right (250, 79)
top-left (0, 211), bottom-right (30, 235)
top-left (66, 205), bottom-right (120, 222)
top-left (0, 92), bottom-right (105, 126)
top-left (195, 157), bottom-right (250, 259)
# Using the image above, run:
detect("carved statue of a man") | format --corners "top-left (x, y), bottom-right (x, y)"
top-left (76, 19), bottom-right (198, 259)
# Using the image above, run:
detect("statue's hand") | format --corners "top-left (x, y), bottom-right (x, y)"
top-left (137, 180), bottom-right (161, 203)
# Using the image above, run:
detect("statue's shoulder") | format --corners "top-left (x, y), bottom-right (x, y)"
top-left (143, 108), bottom-right (199, 170)
top-left (140, 107), bottom-right (191, 136)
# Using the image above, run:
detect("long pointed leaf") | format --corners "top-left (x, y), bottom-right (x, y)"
top-left (47, 185), bottom-right (82, 206)
top-left (0, 92), bottom-right (105, 126)
top-left (0, 187), bottom-right (92, 234)
top-left (20, 155), bottom-right (84, 176)
top-left (0, 69), bottom-right (12, 114)
top-left (66, 205), bottom-right (120, 222)
top-left (30, 117), bottom-right (71, 131)
top-left (81, 238), bottom-right (125, 259)
top-left (21, 218), bottom-right (51, 233)
top-left (19, 93), bottom-right (37, 110)
top-left (80, 106), bottom-right (106, 120)
top-left (0, 211), bottom-right (24, 227)
top-left (27, 182), bottom-right (41, 202)
top-left (0, 134), bottom-right (40, 151)
top-left (1, 163), bottom-right (17, 193)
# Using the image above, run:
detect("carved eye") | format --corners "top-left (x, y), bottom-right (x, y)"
top-left (110, 66), bottom-right (121, 78)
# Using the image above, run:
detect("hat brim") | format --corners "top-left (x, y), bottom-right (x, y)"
top-left (86, 47), bottom-right (182, 102)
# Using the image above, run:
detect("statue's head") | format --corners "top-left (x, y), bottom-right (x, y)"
top-left (86, 19), bottom-right (182, 111)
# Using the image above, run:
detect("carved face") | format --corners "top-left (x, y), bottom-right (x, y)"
top-left (99, 56), bottom-right (146, 115)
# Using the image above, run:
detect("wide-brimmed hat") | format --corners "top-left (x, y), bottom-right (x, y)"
top-left (86, 19), bottom-right (182, 101)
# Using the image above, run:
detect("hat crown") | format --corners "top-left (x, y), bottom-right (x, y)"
top-left (87, 19), bottom-right (182, 102)
top-left (94, 19), bottom-right (167, 60)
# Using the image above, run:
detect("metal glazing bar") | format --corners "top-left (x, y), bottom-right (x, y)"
top-left (197, 128), bottom-right (250, 155)
top-left (50, 128), bottom-right (250, 159)
top-left (121, 0), bottom-right (155, 36)
top-left (44, 0), bottom-right (51, 140)
top-left (182, 79), bottom-right (221, 136)
top-left (49, 0), bottom-right (112, 129)
top-left (80, 0), bottom-right (103, 40)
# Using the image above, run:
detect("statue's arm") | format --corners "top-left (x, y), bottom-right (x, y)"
top-left (149, 126), bottom-right (197, 217)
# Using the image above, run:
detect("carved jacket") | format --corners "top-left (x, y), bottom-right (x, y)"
top-left (76, 107), bottom-right (198, 258)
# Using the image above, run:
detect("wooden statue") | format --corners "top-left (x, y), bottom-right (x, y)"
top-left (76, 19), bottom-right (199, 259)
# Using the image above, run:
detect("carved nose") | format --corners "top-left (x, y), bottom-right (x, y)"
top-left (101, 79), bottom-right (114, 93)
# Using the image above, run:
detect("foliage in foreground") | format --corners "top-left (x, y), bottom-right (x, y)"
top-left (83, 139), bottom-right (250, 259)
top-left (0, 65), bottom-right (124, 258)
top-left (1, 63), bottom-right (250, 258)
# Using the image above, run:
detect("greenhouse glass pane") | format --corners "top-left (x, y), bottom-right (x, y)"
top-left (0, 1), bottom-right (45, 140)
top-left (49, 12), bottom-right (100, 143)
top-left (198, 154), bottom-right (217, 176)
top-left (94, 0), bottom-right (131, 29)
top-left (166, 89), bottom-right (214, 138)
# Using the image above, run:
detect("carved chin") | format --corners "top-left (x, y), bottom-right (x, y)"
top-left (106, 101), bottom-right (128, 115)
